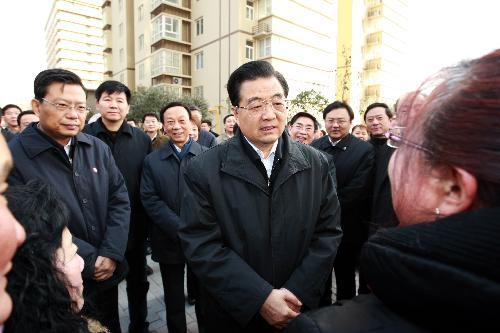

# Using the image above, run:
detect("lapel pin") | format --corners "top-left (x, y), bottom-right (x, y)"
top-left (92, 167), bottom-right (98, 173)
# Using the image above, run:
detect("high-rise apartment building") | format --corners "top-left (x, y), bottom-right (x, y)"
top-left (335, 0), bottom-right (408, 115)
top-left (46, 0), bottom-right (105, 93)
top-left (102, 0), bottom-right (336, 128)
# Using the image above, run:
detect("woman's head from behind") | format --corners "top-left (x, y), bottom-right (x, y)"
top-left (389, 49), bottom-right (500, 225)
top-left (5, 180), bottom-right (87, 332)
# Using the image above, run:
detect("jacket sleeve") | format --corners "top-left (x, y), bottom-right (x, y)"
top-left (140, 156), bottom-right (183, 237)
top-left (98, 149), bottom-right (130, 262)
top-left (283, 152), bottom-right (342, 309)
top-left (338, 145), bottom-right (375, 208)
top-left (178, 164), bottom-right (274, 326)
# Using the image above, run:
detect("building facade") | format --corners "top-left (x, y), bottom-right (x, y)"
top-left (101, 0), bottom-right (336, 130)
top-left (46, 0), bottom-right (105, 94)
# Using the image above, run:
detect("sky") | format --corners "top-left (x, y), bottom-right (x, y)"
top-left (0, 1), bottom-right (499, 109)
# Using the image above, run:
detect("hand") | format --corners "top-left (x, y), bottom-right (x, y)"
top-left (93, 256), bottom-right (116, 281)
top-left (259, 289), bottom-right (302, 329)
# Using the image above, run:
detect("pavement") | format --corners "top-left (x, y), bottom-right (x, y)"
top-left (118, 256), bottom-right (347, 333)
top-left (118, 257), bottom-right (199, 333)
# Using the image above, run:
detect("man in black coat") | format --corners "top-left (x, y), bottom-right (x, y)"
top-left (189, 106), bottom-right (217, 148)
top-left (364, 102), bottom-right (399, 235)
top-left (1, 104), bottom-right (22, 142)
top-left (311, 101), bottom-right (375, 304)
top-left (7, 69), bottom-right (130, 332)
top-left (178, 60), bottom-right (342, 332)
top-left (83, 81), bottom-right (152, 333)
top-left (140, 102), bottom-right (205, 333)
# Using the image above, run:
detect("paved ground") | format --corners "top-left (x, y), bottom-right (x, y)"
top-left (118, 256), bottom-right (349, 333)
top-left (118, 257), bottom-right (199, 333)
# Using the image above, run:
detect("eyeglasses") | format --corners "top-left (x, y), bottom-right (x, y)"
top-left (41, 98), bottom-right (90, 114)
top-left (236, 97), bottom-right (289, 115)
top-left (291, 123), bottom-right (315, 132)
top-left (385, 126), bottom-right (432, 154)
top-left (325, 118), bottom-right (349, 126)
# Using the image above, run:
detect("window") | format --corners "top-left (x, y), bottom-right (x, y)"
top-left (119, 48), bottom-right (124, 62)
top-left (259, 0), bottom-right (271, 17)
top-left (151, 49), bottom-right (181, 76)
top-left (118, 23), bottom-right (123, 37)
top-left (196, 17), bottom-right (204, 36)
top-left (245, 40), bottom-right (254, 60)
top-left (167, 0), bottom-right (180, 4)
top-left (246, 1), bottom-right (254, 20)
top-left (139, 34), bottom-right (144, 50)
top-left (138, 63), bottom-right (145, 80)
top-left (152, 15), bottom-right (180, 42)
top-left (194, 86), bottom-right (204, 98)
top-left (258, 37), bottom-right (271, 57)
top-left (138, 4), bottom-right (144, 21)
top-left (195, 52), bottom-right (204, 70)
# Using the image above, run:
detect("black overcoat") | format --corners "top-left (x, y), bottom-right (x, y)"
top-left (140, 139), bottom-right (205, 264)
top-left (179, 131), bottom-right (342, 331)
top-left (8, 123), bottom-right (130, 289)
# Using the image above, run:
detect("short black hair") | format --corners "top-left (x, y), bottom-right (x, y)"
top-left (363, 102), bottom-right (393, 121)
top-left (201, 119), bottom-right (212, 126)
top-left (17, 110), bottom-right (36, 126)
top-left (159, 101), bottom-right (191, 124)
top-left (227, 60), bottom-right (289, 106)
top-left (322, 101), bottom-right (354, 121)
top-left (289, 112), bottom-right (319, 131)
top-left (34, 69), bottom-right (86, 101)
top-left (1, 104), bottom-right (22, 116)
top-left (95, 80), bottom-right (131, 104)
top-left (142, 112), bottom-right (159, 123)
top-left (223, 114), bottom-right (235, 124)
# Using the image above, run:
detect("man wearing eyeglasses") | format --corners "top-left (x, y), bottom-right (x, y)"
top-left (178, 60), bottom-right (342, 332)
top-left (311, 101), bottom-right (375, 306)
top-left (7, 69), bottom-right (131, 333)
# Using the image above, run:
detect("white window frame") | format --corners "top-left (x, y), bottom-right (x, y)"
top-left (246, 1), bottom-right (254, 20)
top-left (194, 85), bottom-right (204, 98)
top-left (195, 51), bottom-right (204, 70)
top-left (152, 15), bottom-right (181, 42)
top-left (139, 34), bottom-right (144, 50)
top-left (196, 17), bottom-right (204, 36)
top-left (151, 49), bottom-right (181, 76)
top-left (138, 4), bottom-right (144, 21)
top-left (258, 37), bottom-right (271, 57)
top-left (245, 40), bottom-right (254, 60)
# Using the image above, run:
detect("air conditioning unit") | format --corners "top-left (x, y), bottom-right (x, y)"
top-left (172, 77), bottom-right (183, 85)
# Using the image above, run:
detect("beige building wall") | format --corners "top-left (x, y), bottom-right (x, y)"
top-left (46, 0), bottom-right (104, 91)
top-left (360, 0), bottom-right (408, 111)
top-left (134, 0), bottom-right (152, 88)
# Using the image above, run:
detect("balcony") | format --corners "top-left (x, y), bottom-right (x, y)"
top-left (151, 0), bottom-right (190, 17)
top-left (103, 29), bottom-right (112, 53)
top-left (151, 49), bottom-right (182, 78)
top-left (252, 22), bottom-right (271, 38)
top-left (102, 5), bottom-right (111, 29)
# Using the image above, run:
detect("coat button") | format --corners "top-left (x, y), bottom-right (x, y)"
top-left (91, 226), bottom-right (96, 231)
top-left (82, 198), bottom-right (88, 204)
top-left (75, 171), bottom-right (79, 177)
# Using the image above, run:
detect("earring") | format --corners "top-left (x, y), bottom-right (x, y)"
top-left (435, 207), bottom-right (441, 220)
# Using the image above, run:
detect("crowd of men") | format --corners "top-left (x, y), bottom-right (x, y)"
top-left (1, 61), bottom-right (400, 333)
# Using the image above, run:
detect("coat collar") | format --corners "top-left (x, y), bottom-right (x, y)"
top-left (314, 133), bottom-right (356, 152)
top-left (220, 130), bottom-right (311, 193)
top-left (158, 138), bottom-right (204, 160)
top-left (19, 122), bottom-right (92, 159)
top-left (93, 118), bottom-right (133, 136)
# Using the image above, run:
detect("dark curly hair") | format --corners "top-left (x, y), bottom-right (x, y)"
top-left (4, 180), bottom-right (91, 333)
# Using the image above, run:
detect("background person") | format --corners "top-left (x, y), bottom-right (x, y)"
top-left (16, 110), bottom-right (39, 132)
top-left (287, 49), bottom-right (500, 332)
top-left (351, 124), bottom-right (369, 141)
top-left (287, 111), bottom-right (318, 145)
top-left (0, 135), bottom-right (26, 330)
top-left (216, 114), bottom-right (236, 144)
top-left (4, 180), bottom-right (108, 333)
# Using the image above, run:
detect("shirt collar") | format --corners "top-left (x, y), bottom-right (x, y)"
top-left (244, 136), bottom-right (279, 160)
top-left (328, 135), bottom-right (341, 146)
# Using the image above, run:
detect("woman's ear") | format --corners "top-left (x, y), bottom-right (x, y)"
top-left (439, 167), bottom-right (477, 216)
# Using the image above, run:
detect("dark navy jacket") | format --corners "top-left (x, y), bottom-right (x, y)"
top-left (140, 139), bottom-right (205, 264)
top-left (8, 123), bottom-right (130, 289)
top-left (84, 119), bottom-right (152, 251)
